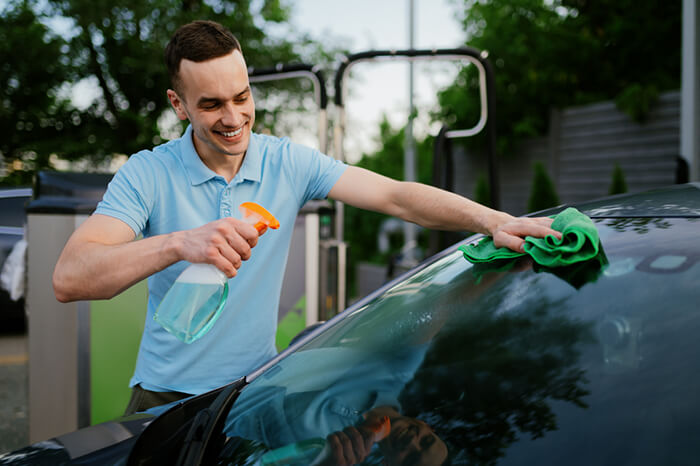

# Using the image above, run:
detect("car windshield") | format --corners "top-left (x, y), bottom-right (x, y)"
top-left (218, 217), bottom-right (700, 465)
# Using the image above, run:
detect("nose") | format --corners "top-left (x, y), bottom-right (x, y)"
top-left (220, 102), bottom-right (242, 128)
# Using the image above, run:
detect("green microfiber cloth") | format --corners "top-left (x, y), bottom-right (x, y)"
top-left (460, 207), bottom-right (601, 267)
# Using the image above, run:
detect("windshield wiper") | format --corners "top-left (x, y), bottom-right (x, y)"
top-left (175, 380), bottom-right (243, 466)
top-left (125, 378), bottom-right (245, 466)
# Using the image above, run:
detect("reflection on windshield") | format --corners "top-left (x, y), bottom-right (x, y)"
top-left (219, 218), bottom-right (700, 465)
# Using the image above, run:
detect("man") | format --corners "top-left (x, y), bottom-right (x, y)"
top-left (222, 328), bottom-right (445, 465)
top-left (52, 20), bottom-right (559, 414)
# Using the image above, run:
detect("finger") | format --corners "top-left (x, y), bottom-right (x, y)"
top-left (493, 232), bottom-right (526, 253)
top-left (501, 221), bottom-right (561, 240)
top-left (344, 427), bottom-right (370, 460)
top-left (204, 245), bottom-right (239, 278)
top-left (225, 218), bottom-right (259, 248)
top-left (216, 244), bottom-right (243, 274)
top-left (532, 216), bottom-right (555, 227)
top-left (336, 431), bottom-right (357, 465)
top-left (357, 426), bottom-right (376, 454)
top-left (224, 232), bottom-right (253, 261)
top-left (216, 222), bottom-right (254, 261)
top-left (237, 221), bottom-right (260, 246)
top-left (326, 434), bottom-right (348, 465)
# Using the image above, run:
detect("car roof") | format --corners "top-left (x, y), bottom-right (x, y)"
top-left (0, 187), bottom-right (32, 199)
top-left (540, 182), bottom-right (700, 218)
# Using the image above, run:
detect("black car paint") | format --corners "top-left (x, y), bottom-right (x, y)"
top-left (2, 182), bottom-right (699, 465)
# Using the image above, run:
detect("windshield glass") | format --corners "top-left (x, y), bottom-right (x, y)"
top-left (219, 217), bottom-right (700, 465)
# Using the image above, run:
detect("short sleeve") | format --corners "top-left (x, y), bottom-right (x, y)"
top-left (282, 139), bottom-right (347, 206)
top-left (94, 152), bottom-right (155, 236)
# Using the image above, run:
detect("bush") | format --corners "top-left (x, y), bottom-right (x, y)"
top-left (473, 173), bottom-right (491, 208)
top-left (608, 163), bottom-right (628, 195)
top-left (527, 162), bottom-right (560, 213)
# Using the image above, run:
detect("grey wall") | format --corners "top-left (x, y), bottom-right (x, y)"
top-left (451, 90), bottom-right (682, 216)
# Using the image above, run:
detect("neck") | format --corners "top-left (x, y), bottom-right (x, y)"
top-left (192, 136), bottom-right (245, 183)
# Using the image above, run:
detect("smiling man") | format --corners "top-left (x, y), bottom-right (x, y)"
top-left (52, 20), bottom-right (559, 415)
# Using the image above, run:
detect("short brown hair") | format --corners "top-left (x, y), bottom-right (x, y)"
top-left (165, 20), bottom-right (242, 94)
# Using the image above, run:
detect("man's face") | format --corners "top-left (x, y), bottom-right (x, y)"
top-left (167, 50), bottom-right (255, 162)
top-left (380, 416), bottom-right (448, 466)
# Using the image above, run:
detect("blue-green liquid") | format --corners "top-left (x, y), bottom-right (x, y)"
top-left (154, 282), bottom-right (229, 344)
top-left (260, 438), bottom-right (325, 465)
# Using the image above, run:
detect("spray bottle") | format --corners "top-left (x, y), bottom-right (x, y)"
top-left (258, 415), bottom-right (391, 466)
top-left (153, 202), bottom-right (279, 344)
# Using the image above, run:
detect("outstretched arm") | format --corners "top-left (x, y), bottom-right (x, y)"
top-left (52, 213), bottom-right (259, 302)
top-left (328, 166), bottom-right (560, 252)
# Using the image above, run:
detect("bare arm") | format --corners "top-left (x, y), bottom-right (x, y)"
top-left (328, 166), bottom-right (560, 252)
top-left (53, 213), bottom-right (259, 302)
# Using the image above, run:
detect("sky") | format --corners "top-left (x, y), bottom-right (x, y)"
top-left (283, 0), bottom-right (467, 162)
top-left (57, 0), bottom-right (469, 164)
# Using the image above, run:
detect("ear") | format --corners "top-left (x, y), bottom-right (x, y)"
top-left (167, 89), bottom-right (188, 121)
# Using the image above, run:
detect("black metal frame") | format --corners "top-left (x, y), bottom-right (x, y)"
top-left (333, 48), bottom-right (499, 209)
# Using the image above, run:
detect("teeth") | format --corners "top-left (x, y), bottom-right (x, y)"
top-left (220, 127), bottom-right (242, 137)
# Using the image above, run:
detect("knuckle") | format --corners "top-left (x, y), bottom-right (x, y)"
top-left (205, 247), bottom-right (219, 260)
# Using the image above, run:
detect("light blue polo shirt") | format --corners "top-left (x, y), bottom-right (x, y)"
top-left (95, 125), bottom-right (347, 394)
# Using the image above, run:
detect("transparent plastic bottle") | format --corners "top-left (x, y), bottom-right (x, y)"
top-left (258, 416), bottom-right (391, 466)
top-left (154, 202), bottom-right (279, 344)
top-left (153, 263), bottom-right (229, 344)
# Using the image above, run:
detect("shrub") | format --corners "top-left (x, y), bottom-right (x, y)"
top-left (527, 162), bottom-right (560, 213)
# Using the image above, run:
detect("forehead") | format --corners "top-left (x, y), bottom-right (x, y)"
top-left (178, 50), bottom-right (249, 98)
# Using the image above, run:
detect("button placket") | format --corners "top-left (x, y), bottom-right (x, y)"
top-left (220, 185), bottom-right (232, 218)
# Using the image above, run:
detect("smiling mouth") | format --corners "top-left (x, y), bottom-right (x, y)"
top-left (216, 126), bottom-right (243, 138)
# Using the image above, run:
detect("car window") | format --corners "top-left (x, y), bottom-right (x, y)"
top-left (218, 217), bottom-right (700, 465)
top-left (0, 195), bottom-right (29, 227)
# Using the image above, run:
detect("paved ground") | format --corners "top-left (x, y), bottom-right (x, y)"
top-left (0, 332), bottom-right (28, 455)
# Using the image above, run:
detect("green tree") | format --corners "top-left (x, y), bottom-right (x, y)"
top-left (473, 173), bottom-right (491, 208)
top-left (437, 0), bottom-right (681, 157)
top-left (344, 116), bottom-right (434, 296)
top-left (1, 0), bottom-right (328, 185)
top-left (527, 161), bottom-right (560, 213)
top-left (0, 0), bottom-right (76, 185)
top-left (608, 163), bottom-right (628, 195)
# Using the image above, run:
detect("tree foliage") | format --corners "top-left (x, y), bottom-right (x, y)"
top-left (437, 0), bottom-right (681, 158)
top-left (344, 117), bottom-right (434, 296)
top-left (527, 161), bottom-right (560, 213)
top-left (1, 0), bottom-right (327, 185)
top-left (608, 163), bottom-right (628, 195)
top-left (0, 0), bottom-right (76, 185)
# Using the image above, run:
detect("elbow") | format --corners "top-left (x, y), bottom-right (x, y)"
top-left (53, 264), bottom-right (119, 302)
top-left (53, 267), bottom-right (75, 303)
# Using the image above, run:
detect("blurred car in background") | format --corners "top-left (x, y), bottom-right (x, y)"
top-left (1, 182), bottom-right (699, 465)
top-left (0, 187), bottom-right (31, 332)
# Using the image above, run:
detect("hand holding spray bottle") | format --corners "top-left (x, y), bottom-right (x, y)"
top-left (259, 415), bottom-right (392, 466)
top-left (154, 202), bottom-right (279, 344)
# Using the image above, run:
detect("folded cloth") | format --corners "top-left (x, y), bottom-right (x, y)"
top-left (460, 207), bottom-right (601, 268)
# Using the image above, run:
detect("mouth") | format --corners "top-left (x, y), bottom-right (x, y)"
top-left (215, 125), bottom-right (244, 139)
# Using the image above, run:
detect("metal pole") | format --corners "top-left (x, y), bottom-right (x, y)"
top-left (403, 0), bottom-right (418, 265)
top-left (682, 0), bottom-right (700, 182)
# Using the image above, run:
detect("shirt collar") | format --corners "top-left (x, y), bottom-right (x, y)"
top-left (180, 125), bottom-right (262, 186)
top-left (235, 133), bottom-right (262, 184)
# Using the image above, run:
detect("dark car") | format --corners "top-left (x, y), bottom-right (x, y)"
top-left (2, 183), bottom-right (699, 465)
top-left (0, 187), bottom-right (31, 332)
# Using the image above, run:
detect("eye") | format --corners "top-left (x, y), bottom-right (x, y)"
top-left (200, 101), bottom-right (220, 110)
